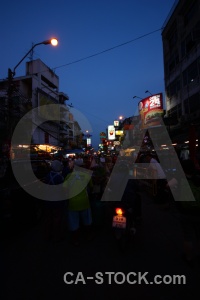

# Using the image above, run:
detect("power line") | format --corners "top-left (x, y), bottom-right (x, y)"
top-left (53, 27), bottom-right (164, 71)
top-left (0, 27), bottom-right (164, 81)
top-left (70, 104), bottom-right (113, 128)
top-left (7, 27), bottom-right (164, 78)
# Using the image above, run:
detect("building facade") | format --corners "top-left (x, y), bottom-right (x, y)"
top-left (0, 59), bottom-right (82, 158)
top-left (162, 0), bottom-right (200, 150)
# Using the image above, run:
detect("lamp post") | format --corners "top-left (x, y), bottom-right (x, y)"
top-left (133, 96), bottom-right (143, 100)
top-left (145, 90), bottom-right (153, 96)
top-left (8, 38), bottom-right (58, 78)
top-left (118, 115), bottom-right (124, 131)
top-left (6, 38), bottom-right (58, 154)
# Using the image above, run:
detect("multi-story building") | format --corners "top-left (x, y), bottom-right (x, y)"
top-left (0, 59), bottom-right (81, 158)
top-left (162, 0), bottom-right (200, 150)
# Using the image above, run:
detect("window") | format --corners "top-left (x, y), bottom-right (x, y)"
top-left (168, 104), bottom-right (182, 119)
top-left (169, 30), bottom-right (178, 51)
top-left (181, 32), bottom-right (196, 59)
top-left (182, 60), bottom-right (198, 87)
top-left (181, 40), bottom-right (186, 58)
top-left (188, 61), bottom-right (198, 82)
top-left (197, 57), bottom-right (200, 76)
top-left (168, 76), bottom-right (181, 98)
top-left (192, 21), bottom-right (200, 41)
top-left (189, 93), bottom-right (200, 113)
top-left (184, 1), bottom-right (198, 26)
top-left (186, 33), bottom-right (196, 53)
top-left (168, 50), bottom-right (179, 72)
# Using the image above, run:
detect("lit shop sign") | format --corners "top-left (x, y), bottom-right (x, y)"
top-left (138, 93), bottom-right (164, 129)
top-left (115, 130), bottom-right (124, 136)
top-left (114, 120), bottom-right (119, 127)
top-left (100, 132), bottom-right (106, 139)
top-left (87, 138), bottom-right (91, 146)
top-left (108, 125), bottom-right (115, 140)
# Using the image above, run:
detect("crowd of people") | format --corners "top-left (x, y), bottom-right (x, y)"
top-left (39, 152), bottom-right (144, 246)
top-left (1, 149), bottom-right (200, 265)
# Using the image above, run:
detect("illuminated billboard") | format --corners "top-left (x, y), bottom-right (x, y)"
top-left (108, 125), bottom-right (115, 140)
top-left (115, 130), bottom-right (124, 136)
top-left (87, 138), bottom-right (91, 146)
top-left (138, 93), bottom-right (164, 129)
top-left (114, 120), bottom-right (119, 127)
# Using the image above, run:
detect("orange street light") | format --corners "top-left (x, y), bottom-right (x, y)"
top-left (11, 37), bottom-right (58, 77)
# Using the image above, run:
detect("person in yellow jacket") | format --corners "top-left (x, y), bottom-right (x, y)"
top-left (63, 165), bottom-right (94, 246)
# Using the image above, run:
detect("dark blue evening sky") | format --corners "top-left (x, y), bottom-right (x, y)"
top-left (1, 0), bottom-right (176, 149)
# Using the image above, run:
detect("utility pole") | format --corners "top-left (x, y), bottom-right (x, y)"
top-left (4, 38), bottom-right (58, 158)
top-left (6, 68), bottom-right (14, 158)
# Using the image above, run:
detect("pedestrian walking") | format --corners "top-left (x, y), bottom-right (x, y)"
top-left (63, 164), bottom-right (95, 246)
top-left (42, 160), bottom-right (67, 242)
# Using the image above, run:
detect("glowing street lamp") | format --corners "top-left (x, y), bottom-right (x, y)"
top-left (6, 37), bottom-right (58, 143)
top-left (7, 37), bottom-right (58, 97)
top-left (10, 37), bottom-right (58, 77)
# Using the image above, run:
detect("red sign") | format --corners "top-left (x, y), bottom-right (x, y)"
top-left (100, 132), bottom-right (106, 138)
top-left (138, 93), bottom-right (163, 129)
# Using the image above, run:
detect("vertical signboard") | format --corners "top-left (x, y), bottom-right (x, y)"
top-left (108, 125), bottom-right (115, 140)
top-left (114, 120), bottom-right (119, 127)
top-left (87, 138), bottom-right (91, 146)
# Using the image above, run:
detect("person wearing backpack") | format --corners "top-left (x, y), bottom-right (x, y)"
top-left (178, 159), bottom-right (200, 265)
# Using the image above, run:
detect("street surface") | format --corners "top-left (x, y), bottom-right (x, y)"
top-left (1, 190), bottom-right (200, 300)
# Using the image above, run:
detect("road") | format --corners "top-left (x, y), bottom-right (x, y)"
top-left (1, 190), bottom-right (200, 300)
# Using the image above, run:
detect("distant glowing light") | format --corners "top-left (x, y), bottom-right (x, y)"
top-left (51, 38), bottom-right (58, 46)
